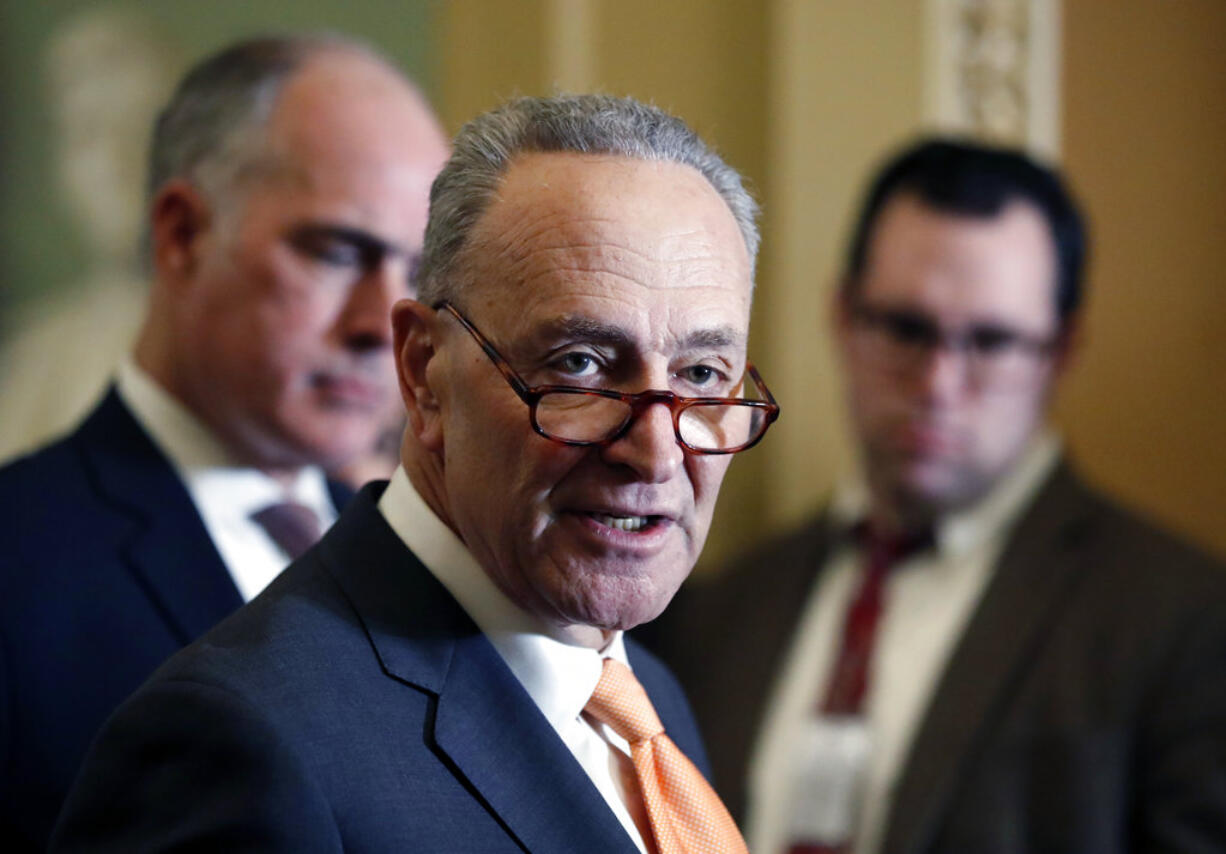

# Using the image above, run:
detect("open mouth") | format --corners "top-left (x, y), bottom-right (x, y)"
top-left (587, 512), bottom-right (658, 533)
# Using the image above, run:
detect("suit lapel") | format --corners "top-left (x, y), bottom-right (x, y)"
top-left (434, 634), bottom-right (640, 853)
top-left (319, 487), bottom-right (640, 854)
top-left (77, 390), bottom-right (242, 644)
top-left (326, 477), bottom-right (355, 515)
top-left (882, 464), bottom-right (1099, 854)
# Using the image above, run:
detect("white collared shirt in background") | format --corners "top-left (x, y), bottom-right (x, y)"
top-left (748, 432), bottom-right (1061, 854)
top-left (378, 467), bottom-right (652, 854)
top-left (116, 358), bottom-right (337, 602)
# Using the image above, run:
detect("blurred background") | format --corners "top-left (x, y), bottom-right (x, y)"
top-left (1, 0), bottom-right (1222, 560)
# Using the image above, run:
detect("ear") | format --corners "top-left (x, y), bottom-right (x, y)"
top-left (392, 299), bottom-right (445, 452)
top-left (149, 179), bottom-right (213, 286)
top-left (1049, 313), bottom-right (1083, 378)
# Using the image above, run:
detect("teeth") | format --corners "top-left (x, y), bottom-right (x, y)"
top-left (591, 513), bottom-right (650, 532)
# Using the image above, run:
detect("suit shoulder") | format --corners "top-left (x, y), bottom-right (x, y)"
top-left (0, 431), bottom-right (106, 581)
top-left (722, 515), bottom-right (830, 579)
top-left (686, 514), bottom-right (830, 618)
top-left (0, 431), bottom-right (87, 505)
top-left (1071, 479), bottom-right (1225, 591)
top-left (146, 555), bottom-right (358, 698)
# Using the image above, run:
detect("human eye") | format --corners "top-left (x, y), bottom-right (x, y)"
top-left (288, 227), bottom-right (364, 267)
top-left (290, 225), bottom-right (398, 273)
top-left (549, 350), bottom-right (601, 379)
top-left (968, 325), bottom-right (1020, 356)
top-left (883, 311), bottom-right (938, 348)
top-left (677, 363), bottom-right (731, 395)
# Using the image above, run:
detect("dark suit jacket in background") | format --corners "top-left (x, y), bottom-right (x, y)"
top-left (650, 462), bottom-right (1226, 854)
top-left (0, 389), bottom-right (351, 851)
top-left (51, 482), bottom-right (710, 853)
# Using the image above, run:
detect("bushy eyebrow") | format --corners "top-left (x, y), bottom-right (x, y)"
top-left (684, 326), bottom-right (745, 350)
top-left (534, 317), bottom-right (745, 352)
top-left (538, 316), bottom-right (635, 349)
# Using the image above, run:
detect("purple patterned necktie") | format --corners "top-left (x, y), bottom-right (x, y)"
top-left (250, 502), bottom-right (322, 560)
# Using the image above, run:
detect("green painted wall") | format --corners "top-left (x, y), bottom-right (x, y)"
top-left (0, 0), bottom-right (439, 323)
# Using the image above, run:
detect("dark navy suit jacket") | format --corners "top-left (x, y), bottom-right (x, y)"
top-left (0, 390), bottom-right (350, 851)
top-left (51, 482), bottom-right (710, 853)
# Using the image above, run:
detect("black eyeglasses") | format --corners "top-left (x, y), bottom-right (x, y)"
top-left (436, 301), bottom-right (779, 454)
top-left (850, 300), bottom-right (1060, 388)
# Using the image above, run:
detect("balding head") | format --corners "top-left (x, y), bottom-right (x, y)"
top-left (137, 36), bottom-right (450, 476)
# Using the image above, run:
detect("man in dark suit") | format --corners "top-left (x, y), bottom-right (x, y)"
top-left (654, 138), bottom-right (1226, 853)
top-left (0, 35), bottom-right (449, 850)
top-left (51, 93), bottom-right (779, 852)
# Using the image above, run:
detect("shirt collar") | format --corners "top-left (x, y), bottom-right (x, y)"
top-left (377, 467), bottom-right (628, 737)
top-left (830, 429), bottom-right (1062, 559)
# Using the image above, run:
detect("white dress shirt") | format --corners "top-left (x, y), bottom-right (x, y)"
top-left (378, 467), bottom-right (652, 854)
top-left (116, 358), bottom-right (337, 602)
top-left (748, 432), bottom-right (1061, 854)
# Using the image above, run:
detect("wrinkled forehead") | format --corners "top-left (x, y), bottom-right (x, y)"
top-left (462, 152), bottom-right (753, 338)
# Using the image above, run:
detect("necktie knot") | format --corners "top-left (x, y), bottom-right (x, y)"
top-left (853, 520), bottom-right (934, 571)
top-left (251, 501), bottom-right (322, 561)
top-left (585, 658), bottom-right (664, 744)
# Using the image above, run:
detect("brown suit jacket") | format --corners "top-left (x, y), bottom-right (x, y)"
top-left (648, 462), bottom-right (1226, 853)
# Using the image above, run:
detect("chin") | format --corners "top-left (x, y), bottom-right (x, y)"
top-left (554, 577), bottom-right (674, 635)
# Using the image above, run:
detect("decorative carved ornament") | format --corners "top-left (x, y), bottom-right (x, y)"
top-left (924, 0), bottom-right (1061, 158)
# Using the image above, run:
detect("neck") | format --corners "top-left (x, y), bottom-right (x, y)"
top-left (865, 487), bottom-right (940, 540)
top-left (130, 334), bottom-right (305, 485)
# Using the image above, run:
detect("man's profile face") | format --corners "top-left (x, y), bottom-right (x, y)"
top-left (429, 153), bottom-right (753, 647)
top-left (836, 193), bottom-right (1065, 519)
top-left (170, 54), bottom-right (449, 472)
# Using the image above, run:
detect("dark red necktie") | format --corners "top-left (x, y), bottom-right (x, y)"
top-left (788, 523), bottom-right (932, 854)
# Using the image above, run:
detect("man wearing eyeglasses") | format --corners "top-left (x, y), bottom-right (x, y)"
top-left (655, 138), bottom-right (1226, 853)
top-left (52, 94), bottom-right (775, 853)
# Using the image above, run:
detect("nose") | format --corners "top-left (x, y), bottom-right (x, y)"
top-left (337, 261), bottom-right (404, 354)
top-left (600, 399), bottom-right (685, 484)
top-left (914, 344), bottom-right (969, 401)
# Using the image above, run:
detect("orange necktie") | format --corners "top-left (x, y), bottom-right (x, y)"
top-left (585, 658), bottom-right (749, 854)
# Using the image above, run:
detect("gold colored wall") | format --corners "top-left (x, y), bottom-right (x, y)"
top-left (1059, 1), bottom-right (1226, 556)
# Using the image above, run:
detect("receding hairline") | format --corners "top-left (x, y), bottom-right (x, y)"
top-left (444, 150), bottom-right (753, 295)
top-left (253, 48), bottom-right (436, 175)
top-left (150, 36), bottom-right (426, 202)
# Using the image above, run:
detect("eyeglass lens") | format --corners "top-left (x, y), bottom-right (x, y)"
top-left (535, 392), bottom-right (764, 451)
top-left (855, 305), bottom-right (1053, 385)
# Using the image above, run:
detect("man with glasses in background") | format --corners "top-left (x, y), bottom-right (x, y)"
top-left (655, 138), bottom-right (1226, 853)
top-left (52, 94), bottom-right (776, 853)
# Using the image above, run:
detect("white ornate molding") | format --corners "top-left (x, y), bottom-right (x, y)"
top-left (924, 0), bottom-right (1061, 159)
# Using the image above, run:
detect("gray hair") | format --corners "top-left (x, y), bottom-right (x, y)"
top-left (417, 94), bottom-right (760, 303)
top-left (146, 33), bottom-right (391, 216)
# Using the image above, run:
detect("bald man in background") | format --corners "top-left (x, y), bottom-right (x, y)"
top-left (0, 34), bottom-right (449, 849)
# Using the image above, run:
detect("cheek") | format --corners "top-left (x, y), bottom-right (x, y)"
top-left (847, 369), bottom-right (901, 426)
top-left (687, 456), bottom-right (732, 519)
top-left (974, 394), bottom-right (1044, 460)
